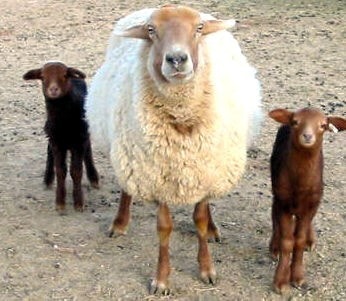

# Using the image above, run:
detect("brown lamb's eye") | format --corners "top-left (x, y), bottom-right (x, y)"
top-left (291, 119), bottom-right (299, 126)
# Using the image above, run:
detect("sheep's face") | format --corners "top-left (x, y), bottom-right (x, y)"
top-left (23, 62), bottom-right (86, 99)
top-left (269, 107), bottom-right (346, 150)
top-left (269, 108), bottom-right (346, 148)
top-left (117, 6), bottom-right (235, 85)
top-left (291, 109), bottom-right (328, 148)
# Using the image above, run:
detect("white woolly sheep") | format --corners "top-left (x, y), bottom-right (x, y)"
top-left (268, 107), bottom-right (346, 294)
top-left (86, 5), bottom-right (262, 294)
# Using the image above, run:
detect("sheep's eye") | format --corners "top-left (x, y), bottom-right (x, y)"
top-left (320, 123), bottom-right (328, 130)
top-left (196, 23), bottom-right (204, 33)
top-left (292, 119), bottom-right (299, 126)
top-left (147, 25), bottom-right (156, 36)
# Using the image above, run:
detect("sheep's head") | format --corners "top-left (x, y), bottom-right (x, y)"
top-left (269, 107), bottom-right (346, 149)
top-left (116, 5), bottom-right (235, 85)
top-left (23, 62), bottom-right (86, 99)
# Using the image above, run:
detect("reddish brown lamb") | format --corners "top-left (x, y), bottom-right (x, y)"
top-left (268, 107), bottom-right (346, 294)
top-left (23, 62), bottom-right (99, 213)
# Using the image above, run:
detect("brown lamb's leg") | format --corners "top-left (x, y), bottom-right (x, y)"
top-left (273, 212), bottom-right (295, 294)
top-left (207, 203), bottom-right (221, 242)
top-left (109, 190), bottom-right (132, 237)
top-left (70, 149), bottom-right (84, 212)
top-left (270, 200), bottom-right (281, 259)
top-left (291, 210), bottom-right (317, 287)
top-left (305, 222), bottom-right (317, 251)
top-left (149, 202), bottom-right (173, 295)
top-left (194, 200), bottom-right (216, 285)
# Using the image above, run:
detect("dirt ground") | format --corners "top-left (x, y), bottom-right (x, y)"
top-left (1, 0), bottom-right (345, 300)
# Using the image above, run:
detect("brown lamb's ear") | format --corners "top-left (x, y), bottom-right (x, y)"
top-left (328, 116), bottom-right (346, 132)
top-left (268, 108), bottom-right (293, 125)
top-left (23, 68), bottom-right (42, 81)
top-left (67, 67), bottom-right (86, 79)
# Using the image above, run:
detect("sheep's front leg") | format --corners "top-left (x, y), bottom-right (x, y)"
top-left (194, 200), bottom-right (216, 285)
top-left (53, 147), bottom-right (67, 214)
top-left (149, 202), bottom-right (173, 295)
top-left (291, 210), bottom-right (317, 287)
top-left (70, 149), bottom-right (84, 212)
top-left (273, 212), bottom-right (295, 294)
top-left (269, 200), bottom-right (281, 259)
top-left (306, 222), bottom-right (316, 251)
top-left (207, 203), bottom-right (221, 242)
top-left (84, 139), bottom-right (99, 189)
top-left (44, 143), bottom-right (55, 188)
top-left (109, 190), bottom-right (132, 237)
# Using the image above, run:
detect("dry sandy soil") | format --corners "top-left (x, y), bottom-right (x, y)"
top-left (1, 0), bottom-right (345, 300)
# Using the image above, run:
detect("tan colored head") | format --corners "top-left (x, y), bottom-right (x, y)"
top-left (23, 62), bottom-right (86, 99)
top-left (269, 107), bottom-right (346, 149)
top-left (117, 5), bottom-right (235, 84)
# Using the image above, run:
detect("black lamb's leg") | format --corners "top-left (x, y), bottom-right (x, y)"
top-left (44, 143), bottom-right (55, 188)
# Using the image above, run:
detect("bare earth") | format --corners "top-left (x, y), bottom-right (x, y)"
top-left (1, 0), bottom-right (345, 300)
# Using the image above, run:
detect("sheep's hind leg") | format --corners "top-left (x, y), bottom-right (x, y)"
top-left (70, 149), bottom-right (84, 212)
top-left (84, 139), bottom-right (99, 189)
top-left (194, 200), bottom-right (217, 285)
top-left (149, 202), bottom-right (173, 295)
top-left (305, 223), bottom-right (316, 251)
top-left (108, 190), bottom-right (132, 237)
top-left (207, 203), bottom-right (221, 242)
top-left (44, 143), bottom-right (55, 188)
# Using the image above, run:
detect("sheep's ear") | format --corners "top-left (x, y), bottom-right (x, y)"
top-left (268, 109), bottom-right (293, 125)
top-left (115, 25), bottom-right (149, 40)
top-left (67, 67), bottom-right (86, 79)
top-left (328, 116), bottom-right (346, 132)
top-left (202, 19), bottom-right (236, 35)
top-left (23, 68), bottom-right (42, 80)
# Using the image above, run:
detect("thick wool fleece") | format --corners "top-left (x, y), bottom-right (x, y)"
top-left (86, 8), bottom-right (262, 205)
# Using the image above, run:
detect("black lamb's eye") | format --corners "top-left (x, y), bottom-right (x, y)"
top-left (196, 23), bottom-right (204, 33)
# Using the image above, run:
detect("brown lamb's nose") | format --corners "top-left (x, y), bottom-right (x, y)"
top-left (303, 133), bottom-right (313, 142)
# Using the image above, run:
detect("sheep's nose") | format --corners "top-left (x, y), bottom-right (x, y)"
top-left (165, 51), bottom-right (188, 69)
top-left (49, 87), bottom-right (59, 93)
top-left (303, 133), bottom-right (313, 141)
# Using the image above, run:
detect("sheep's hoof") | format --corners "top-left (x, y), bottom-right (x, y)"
top-left (305, 241), bottom-right (316, 252)
top-left (90, 181), bottom-right (100, 189)
top-left (74, 204), bottom-right (84, 212)
top-left (56, 205), bottom-right (66, 215)
top-left (291, 276), bottom-right (305, 289)
top-left (273, 282), bottom-right (291, 295)
top-left (44, 183), bottom-right (53, 190)
top-left (200, 270), bottom-right (217, 285)
top-left (107, 226), bottom-right (127, 238)
top-left (148, 278), bottom-right (170, 295)
top-left (208, 229), bottom-right (221, 243)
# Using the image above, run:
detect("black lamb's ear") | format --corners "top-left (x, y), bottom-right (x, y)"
top-left (23, 68), bottom-right (42, 80)
top-left (67, 67), bottom-right (86, 79)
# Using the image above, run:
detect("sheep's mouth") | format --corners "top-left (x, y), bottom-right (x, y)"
top-left (166, 70), bottom-right (194, 83)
